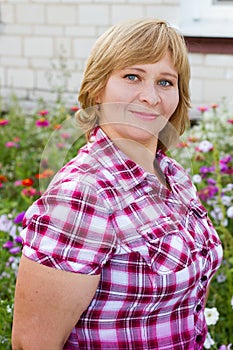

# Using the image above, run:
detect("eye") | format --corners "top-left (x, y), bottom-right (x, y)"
top-left (124, 74), bottom-right (139, 82)
top-left (158, 79), bottom-right (172, 87)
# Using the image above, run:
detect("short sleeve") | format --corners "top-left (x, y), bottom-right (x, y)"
top-left (21, 176), bottom-right (116, 275)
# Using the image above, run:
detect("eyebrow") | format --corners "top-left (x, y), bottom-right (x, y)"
top-left (123, 67), bottom-right (178, 79)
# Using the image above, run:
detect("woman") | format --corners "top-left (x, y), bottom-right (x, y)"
top-left (12, 18), bottom-right (222, 350)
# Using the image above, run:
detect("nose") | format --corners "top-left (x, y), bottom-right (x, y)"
top-left (139, 83), bottom-right (160, 106)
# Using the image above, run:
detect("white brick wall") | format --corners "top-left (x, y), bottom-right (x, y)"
top-left (0, 0), bottom-right (232, 110)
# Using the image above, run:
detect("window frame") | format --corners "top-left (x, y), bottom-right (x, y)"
top-left (180, 0), bottom-right (233, 38)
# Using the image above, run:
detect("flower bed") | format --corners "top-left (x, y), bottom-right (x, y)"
top-left (172, 101), bottom-right (233, 349)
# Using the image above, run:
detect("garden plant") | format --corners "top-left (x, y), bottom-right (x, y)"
top-left (0, 95), bottom-right (233, 349)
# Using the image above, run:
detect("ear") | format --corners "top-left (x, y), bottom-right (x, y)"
top-left (95, 95), bottom-right (101, 104)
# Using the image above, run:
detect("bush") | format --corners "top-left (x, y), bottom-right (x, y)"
top-left (0, 94), bottom-right (85, 349)
top-left (172, 101), bottom-right (233, 349)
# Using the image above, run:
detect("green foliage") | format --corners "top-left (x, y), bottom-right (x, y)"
top-left (173, 101), bottom-right (233, 349)
top-left (0, 94), bottom-right (85, 348)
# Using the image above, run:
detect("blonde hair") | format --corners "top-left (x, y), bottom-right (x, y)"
top-left (77, 18), bottom-right (191, 151)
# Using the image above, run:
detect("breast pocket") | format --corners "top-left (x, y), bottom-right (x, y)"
top-left (137, 216), bottom-right (197, 275)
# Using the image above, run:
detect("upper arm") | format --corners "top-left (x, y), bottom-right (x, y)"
top-left (12, 255), bottom-right (100, 350)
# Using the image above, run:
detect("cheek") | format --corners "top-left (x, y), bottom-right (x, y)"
top-left (166, 91), bottom-right (179, 115)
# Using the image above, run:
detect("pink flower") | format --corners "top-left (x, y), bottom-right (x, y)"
top-left (56, 143), bottom-right (65, 149)
top-left (197, 106), bottom-right (209, 113)
top-left (227, 118), bottom-right (233, 124)
top-left (38, 109), bottom-right (49, 116)
top-left (36, 118), bottom-right (50, 127)
top-left (61, 132), bottom-right (71, 139)
top-left (5, 141), bottom-right (19, 148)
top-left (0, 118), bottom-right (9, 126)
top-left (14, 180), bottom-right (22, 186)
top-left (21, 187), bottom-right (37, 197)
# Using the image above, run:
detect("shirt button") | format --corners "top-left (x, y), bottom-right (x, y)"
top-left (201, 275), bottom-right (207, 282)
top-left (196, 304), bottom-right (202, 312)
top-left (196, 335), bottom-right (202, 343)
top-left (201, 248), bottom-right (208, 256)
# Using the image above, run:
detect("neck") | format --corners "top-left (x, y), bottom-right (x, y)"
top-left (112, 138), bottom-right (157, 174)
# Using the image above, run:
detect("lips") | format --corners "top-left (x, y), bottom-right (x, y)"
top-left (128, 109), bottom-right (160, 120)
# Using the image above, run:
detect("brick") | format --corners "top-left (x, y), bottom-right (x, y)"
top-left (24, 37), bottom-right (53, 57)
top-left (34, 25), bottom-right (64, 36)
top-left (0, 67), bottom-right (6, 86)
top-left (78, 5), bottom-right (109, 26)
top-left (188, 53), bottom-right (204, 65)
top-left (68, 72), bottom-right (83, 92)
top-left (1, 57), bottom-right (28, 68)
top-left (7, 68), bottom-right (34, 89)
top-left (145, 5), bottom-right (180, 25)
top-left (35, 69), bottom-right (49, 89)
top-left (65, 26), bottom-right (96, 37)
top-left (205, 54), bottom-right (233, 67)
top-left (30, 58), bottom-right (52, 69)
top-left (203, 79), bottom-right (233, 104)
top-left (189, 78), bottom-right (204, 104)
top-left (2, 24), bottom-right (33, 35)
top-left (54, 38), bottom-right (72, 57)
top-left (191, 66), bottom-right (225, 80)
top-left (16, 4), bottom-right (45, 24)
top-left (128, 0), bottom-right (161, 3)
top-left (73, 37), bottom-right (96, 59)
top-left (1, 4), bottom-right (15, 24)
top-left (46, 5), bottom-right (77, 24)
top-left (111, 5), bottom-right (144, 23)
top-left (226, 68), bottom-right (233, 80)
top-left (0, 36), bottom-right (22, 56)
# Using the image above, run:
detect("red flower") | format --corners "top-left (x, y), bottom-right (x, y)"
top-left (38, 109), bottom-right (49, 116)
top-left (227, 119), bottom-right (233, 124)
top-left (0, 118), bottom-right (9, 126)
top-left (36, 169), bottom-right (54, 179)
top-left (197, 106), bottom-right (209, 113)
top-left (70, 106), bottom-right (79, 112)
top-left (22, 178), bottom-right (33, 186)
top-left (53, 124), bottom-right (62, 130)
top-left (176, 141), bottom-right (188, 148)
top-left (0, 175), bottom-right (8, 183)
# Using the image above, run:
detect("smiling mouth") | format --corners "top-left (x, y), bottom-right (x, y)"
top-left (129, 109), bottom-right (160, 120)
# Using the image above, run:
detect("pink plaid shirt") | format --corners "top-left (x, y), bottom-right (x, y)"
top-left (21, 126), bottom-right (223, 350)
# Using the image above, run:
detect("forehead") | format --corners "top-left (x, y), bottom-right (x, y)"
top-left (116, 52), bottom-right (178, 75)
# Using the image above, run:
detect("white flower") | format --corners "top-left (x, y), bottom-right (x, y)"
top-left (198, 140), bottom-right (213, 153)
top-left (192, 174), bottom-right (202, 184)
top-left (204, 307), bottom-right (219, 325)
top-left (231, 295), bottom-right (233, 309)
top-left (204, 332), bottom-right (215, 349)
top-left (221, 195), bottom-right (232, 206)
top-left (226, 206), bottom-right (233, 219)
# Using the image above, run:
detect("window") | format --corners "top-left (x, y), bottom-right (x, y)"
top-left (180, 0), bottom-right (233, 37)
top-left (214, 0), bottom-right (233, 3)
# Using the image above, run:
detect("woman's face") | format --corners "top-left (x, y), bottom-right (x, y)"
top-left (97, 51), bottom-right (179, 152)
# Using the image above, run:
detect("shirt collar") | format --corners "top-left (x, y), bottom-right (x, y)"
top-left (87, 126), bottom-right (148, 191)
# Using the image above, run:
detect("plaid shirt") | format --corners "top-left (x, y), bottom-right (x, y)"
top-left (21, 126), bottom-right (222, 350)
